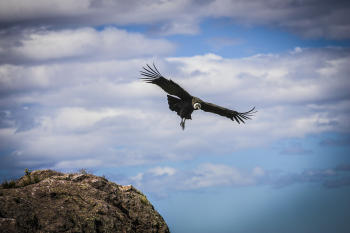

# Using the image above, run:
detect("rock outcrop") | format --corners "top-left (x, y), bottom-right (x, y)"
top-left (0, 170), bottom-right (170, 233)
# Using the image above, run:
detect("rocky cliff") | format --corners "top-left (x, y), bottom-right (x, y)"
top-left (0, 170), bottom-right (170, 233)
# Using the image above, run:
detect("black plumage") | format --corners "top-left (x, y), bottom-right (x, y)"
top-left (140, 64), bottom-right (256, 130)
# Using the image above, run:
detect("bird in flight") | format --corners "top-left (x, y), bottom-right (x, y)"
top-left (140, 64), bottom-right (256, 130)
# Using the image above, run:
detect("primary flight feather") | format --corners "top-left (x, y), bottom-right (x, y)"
top-left (140, 64), bottom-right (256, 130)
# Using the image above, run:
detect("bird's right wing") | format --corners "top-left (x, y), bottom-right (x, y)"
top-left (140, 64), bottom-right (192, 100)
top-left (200, 100), bottom-right (256, 124)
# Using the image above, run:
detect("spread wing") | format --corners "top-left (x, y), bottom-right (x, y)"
top-left (140, 64), bottom-right (192, 100)
top-left (200, 101), bottom-right (256, 124)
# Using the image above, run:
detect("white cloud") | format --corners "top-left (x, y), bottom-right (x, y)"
top-left (183, 163), bottom-right (256, 189)
top-left (40, 107), bottom-right (123, 131)
top-left (149, 166), bottom-right (177, 176)
top-left (0, 27), bottom-right (174, 63)
top-left (54, 159), bottom-right (103, 169)
top-left (252, 166), bottom-right (265, 177)
top-left (206, 37), bottom-right (243, 51)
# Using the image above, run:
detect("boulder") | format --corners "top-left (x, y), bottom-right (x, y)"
top-left (0, 170), bottom-right (170, 233)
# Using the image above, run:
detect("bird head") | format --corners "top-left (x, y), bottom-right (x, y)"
top-left (193, 102), bottom-right (201, 110)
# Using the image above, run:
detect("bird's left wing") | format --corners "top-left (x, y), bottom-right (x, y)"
top-left (200, 100), bottom-right (256, 124)
top-left (140, 64), bottom-right (192, 100)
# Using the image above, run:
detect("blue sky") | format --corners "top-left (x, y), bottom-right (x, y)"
top-left (0, 1), bottom-right (350, 232)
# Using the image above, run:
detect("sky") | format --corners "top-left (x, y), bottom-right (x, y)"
top-left (0, 0), bottom-right (350, 232)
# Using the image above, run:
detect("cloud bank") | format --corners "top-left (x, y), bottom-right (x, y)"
top-left (1, 0), bottom-right (350, 39)
top-left (1, 44), bottom-right (349, 177)
top-left (122, 162), bottom-right (350, 197)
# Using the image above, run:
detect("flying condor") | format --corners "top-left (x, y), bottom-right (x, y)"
top-left (140, 64), bottom-right (256, 130)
